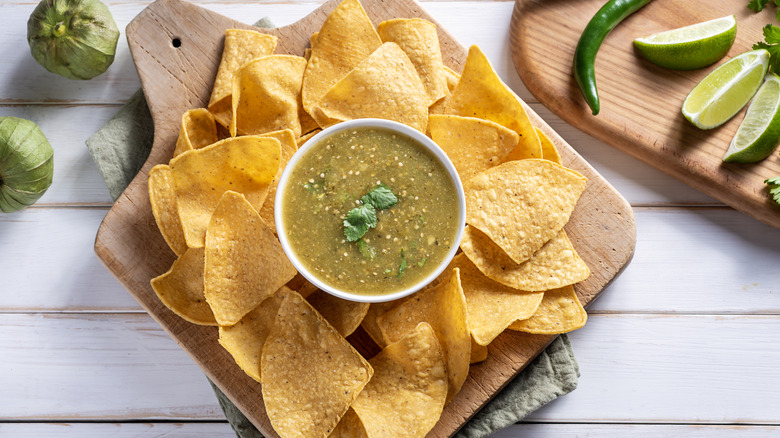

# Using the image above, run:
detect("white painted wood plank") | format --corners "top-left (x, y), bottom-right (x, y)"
top-left (495, 424), bottom-right (780, 437)
top-left (3, 207), bottom-right (778, 313)
top-left (3, 313), bottom-right (780, 424)
top-left (526, 314), bottom-right (780, 424)
top-left (0, 423), bottom-right (235, 437)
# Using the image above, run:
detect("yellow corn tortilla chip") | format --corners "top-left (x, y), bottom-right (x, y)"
top-left (312, 42), bottom-right (429, 132)
top-left (218, 286), bottom-right (293, 383)
top-left (376, 268), bottom-right (470, 402)
top-left (445, 45), bottom-right (541, 159)
top-left (429, 65), bottom-right (460, 115)
top-left (465, 159), bottom-right (587, 265)
top-left (460, 225), bottom-right (590, 291)
top-left (150, 247), bottom-right (216, 325)
top-left (209, 29), bottom-right (278, 128)
top-left (307, 289), bottom-right (370, 337)
top-left (173, 108), bottom-right (218, 158)
top-left (148, 164), bottom-right (187, 256)
top-left (509, 285), bottom-right (588, 334)
top-left (377, 18), bottom-right (448, 106)
top-left (204, 191), bottom-right (296, 326)
top-left (301, 0), bottom-right (381, 115)
top-left (170, 135), bottom-right (281, 248)
top-left (255, 129), bottom-right (298, 233)
top-left (262, 290), bottom-right (373, 438)
top-left (471, 336), bottom-right (488, 364)
top-left (536, 126), bottom-right (562, 165)
top-left (230, 55), bottom-right (307, 138)
top-left (360, 301), bottom-right (398, 348)
top-left (297, 129), bottom-right (321, 147)
top-left (446, 253), bottom-right (543, 346)
top-left (330, 408), bottom-right (368, 438)
top-left (351, 322), bottom-right (447, 437)
top-left (429, 114), bottom-right (519, 182)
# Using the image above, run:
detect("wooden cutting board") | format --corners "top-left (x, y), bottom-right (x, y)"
top-left (94, 0), bottom-right (636, 435)
top-left (511, 0), bottom-right (780, 229)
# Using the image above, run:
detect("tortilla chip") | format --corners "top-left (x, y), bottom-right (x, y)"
top-left (255, 129), bottom-right (298, 233)
top-left (429, 65), bottom-right (460, 115)
top-left (377, 18), bottom-right (448, 106)
top-left (311, 42), bottom-right (429, 132)
top-left (376, 268), bottom-right (470, 402)
top-left (460, 225), bottom-right (590, 291)
top-left (360, 301), bottom-right (398, 348)
top-left (446, 253), bottom-right (544, 345)
top-left (209, 29), bottom-right (278, 128)
top-left (297, 129), bottom-right (321, 147)
top-left (150, 247), bottom-right (216, 325)
top-left (330, 408), bottom-right (368, 438)
top-left (148, 164), bottom-right (187, 256)
top-left (536, 127), bottom-right (562, 165)
top-left (230, 55), bottom-right (307, 138)
top-left (465, 159), bottom-right (587, 265)
top-left (445, 45), bottom-right (541, 159)
top-left (471, 336), bottom-right (488, 364)
top-left (307, 289), bottom-right (370, 337)
top-left (301, 0), bottom-right (381, 115)
top-left (262, 291), bottom-right (373, 438)
top-left (351, 322), bottom-right (447, 437)
top-left (218, 286), bottom-right (293, 383)
top-left (429, 114), bottom-right (519, 182)
top-left (509, 286), bottom-right (588, 334)
top-left (173, 108), bottom-right (218, 158)
top-left (170, 135), bottom-right (281, 248)
top-left (204, 191), bottom-right (296, 326)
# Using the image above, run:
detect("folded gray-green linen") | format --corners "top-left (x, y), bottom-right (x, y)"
top-left (86, 18), bottom-right (580, 437)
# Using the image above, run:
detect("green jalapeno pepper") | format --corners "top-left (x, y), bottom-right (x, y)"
top-left (573, 0), bottom-right (652, 115)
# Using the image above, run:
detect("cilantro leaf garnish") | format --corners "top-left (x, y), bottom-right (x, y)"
top-left (749, 0), bottom-right (770, 12)
top-left (361, 185), bottom-right (398, 210)
top-left (754, 24), bottom-right (780, 74)
top-left (766, 177), bottom-right (780, 205)
top-left (357, 238), bottom-right (377, 260)
top-left (343, 203), bottom-right (377, 242)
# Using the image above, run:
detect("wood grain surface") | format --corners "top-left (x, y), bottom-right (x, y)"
top-left (93, 0), bottom-right (636, 435)
top-left (511, 0), bottom-right (780, 229)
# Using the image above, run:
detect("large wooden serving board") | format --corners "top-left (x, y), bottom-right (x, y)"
top-left (511, 0), bottom-right (780, 229)
top-left (94, 0), bottom-right (636, 435)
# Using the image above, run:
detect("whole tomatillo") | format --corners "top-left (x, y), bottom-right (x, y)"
top-left (0, 117), bottom-right (54, 213)
top-left (27, 0), bottom-right (120, 80)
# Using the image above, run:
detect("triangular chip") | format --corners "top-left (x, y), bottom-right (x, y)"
top-left (230, 55), bottom-right (307, 137)
top-left (307, 289), bottom-right (370, 337)
top-left (429, 114), bottom-right (519, 182)
top-left (209, 29), bottom-right (278, 128)
top-left (444, 45), bottom-right (541, 159)
top-left (377, 18), bottom-right (448, 106)
top-left (171, 135), bottom-right (281, 248)
top-left (311, 42), bottom-right (429, 132)
top-left (376, 268), bottom-right (470, 402)
top-left (255, 129), bottom-right (298, 232)
top-left (460, 225), bottom-right (590, 291)
top-left (446, 253), bottom-right (543, 345)
top-left (173, 108), bottom-right (218, 158)
top-left (301, 0), bottom-right (381, 115)
top-left (465, 159), bottom-right (587, 264)
top-left (262, 291), bottom-right (373, 438)
top-left (329, 408), bottom-right (368, 438)
top-left (218, 286), bottom-right (293, 383)
top-left (150, 247), bottom-right (216, 325)
top-left (471, 336), bottom-right (488, 363)
top-left (204, 191), bottom-right (296, 326)
top-left (536, 126), bottom-right (562, 164)
top-left (509, 286), bottom-right (588, 334)
top-left (429, 65), bottom-right (460, 116)
top-left (148, 164), bottom-right (187, 255)
top-left (351, 322), bottom-right (447, 437)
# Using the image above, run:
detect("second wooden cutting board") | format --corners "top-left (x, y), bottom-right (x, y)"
top-left (511, 0), bottom-right (780, 229)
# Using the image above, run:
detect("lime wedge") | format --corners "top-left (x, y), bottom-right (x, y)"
top-left (723, 73), bottom-right (780, 163)
top-left (634, 15), bottom-right (737, 70)
top-left (682, 49), bottom-right (769, 130)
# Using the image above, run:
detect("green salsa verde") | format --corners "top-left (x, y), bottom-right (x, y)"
top-left (280, 126), bottom-right (461, 296)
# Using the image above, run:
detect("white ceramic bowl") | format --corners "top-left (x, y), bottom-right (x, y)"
top-left (274, 118), bottom-right (466, 303)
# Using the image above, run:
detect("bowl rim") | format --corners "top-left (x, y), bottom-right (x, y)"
top-left (274, 118), bottom-right (466, 303)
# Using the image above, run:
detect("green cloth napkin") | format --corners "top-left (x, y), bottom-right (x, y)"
top-left (86, 17), bottom-right (580, 437)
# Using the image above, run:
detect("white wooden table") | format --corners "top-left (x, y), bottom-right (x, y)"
top-left (2, 1), bottom-right (779, 436)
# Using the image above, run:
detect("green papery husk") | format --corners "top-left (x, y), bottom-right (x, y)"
top-left (0, 188), bottom-right (29, 213)
top-left (0, 117), bottom-right (54, 213)
top-left (4, 185), bottom-right (49, 206)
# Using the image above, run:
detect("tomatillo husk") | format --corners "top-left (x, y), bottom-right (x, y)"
top-left (0, 117), bottom-right (54, 213)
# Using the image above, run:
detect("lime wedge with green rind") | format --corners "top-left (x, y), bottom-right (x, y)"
top-left (724, 73), bottom-right (780, 163)
top-left (682, 49), bottom-right (769, 130)
top-left (634, 15), bottom-right (737, 70)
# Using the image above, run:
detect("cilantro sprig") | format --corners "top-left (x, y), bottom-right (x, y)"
top-left (754, 24), bottom-right (780, 73)
top-left (749, 0), bottom-right (780, 20)
top-left (343, 185), bottom-right (398, 242)
top-left (766, 177), bottom-right (780, 205)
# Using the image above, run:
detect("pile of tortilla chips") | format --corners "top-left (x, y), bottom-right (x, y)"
top-left (147, 0), bottom-right (592, 436)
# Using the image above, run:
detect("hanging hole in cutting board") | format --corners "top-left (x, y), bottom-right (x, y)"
top-left (171, 37), bottom-right (182, 48)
